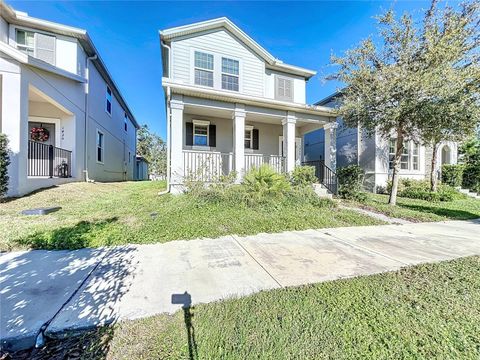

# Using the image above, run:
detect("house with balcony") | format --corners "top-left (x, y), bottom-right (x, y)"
top-left (307, 91), bottom-right (458, 192)
top-left (160, 18), bottom-right (337, 193)
top-left (0, 1), bottom-right (139, 197)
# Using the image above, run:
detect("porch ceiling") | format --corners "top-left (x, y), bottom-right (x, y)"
top-left (29, 85), bottom-right (73, 116)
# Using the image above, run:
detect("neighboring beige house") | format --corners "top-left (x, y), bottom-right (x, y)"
top-left (0, 1), bottom-right (139, 197)
top-left (309, 91), bottom-right (458, 192)
top-left (160, 17), bottom-right (337, 193)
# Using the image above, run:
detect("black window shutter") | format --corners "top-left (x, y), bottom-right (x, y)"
top-left (209, 125), bottom-right (216, 147)
top-left (185, 122), bottom-right (193, 146)
top-left (253, 129), bottom-right (259, 150)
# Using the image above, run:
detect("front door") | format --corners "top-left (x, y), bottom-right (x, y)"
top-left (279, 136), bottom-right (302, 165)
top-left (29, 121), bottom-right (56, 146)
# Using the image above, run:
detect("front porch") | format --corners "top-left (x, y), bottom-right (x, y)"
top-left (168, 94), bottom-right (337, 192)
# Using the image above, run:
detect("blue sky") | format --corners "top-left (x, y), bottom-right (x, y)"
top-left (10, 1), bottom-right (431, 139)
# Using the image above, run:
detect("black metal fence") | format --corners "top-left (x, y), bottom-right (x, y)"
top-left (302, 159), bottom-right (338, 194)
top-left (28, 140), bottom-right (72, 178)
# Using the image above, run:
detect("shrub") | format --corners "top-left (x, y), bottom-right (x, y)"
top-left (0, 134), bottom-right (10, 198)
top-left (290, 166), bottom-right (317, 187)
top-left (441, 164), bottom-right (464, 187)
top-left (462, 163), bottom-right (480, 193)
top-left (243, 164), bottom-right (291, 198)
top-left (386, 178), bottom-right (465, 202)
top-left (337, 165), bottom-right (366, 200)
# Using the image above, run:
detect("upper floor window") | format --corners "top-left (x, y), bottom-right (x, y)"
top-left (106, 86), bottom-right (112, 115)
top-left (16, 29), bottom-right (55, 65)
top-left (194, 51), bottom-right (214, 87)
top-left (275, 76), bottom-right (293, 101)
top-left (221, 57), bottom-right (239, 91)
top-left (124, 112), bottom-right (128, 132)
top-left (16, 29), bottom-right (34, 56)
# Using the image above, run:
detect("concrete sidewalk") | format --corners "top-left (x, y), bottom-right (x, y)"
top-left (1, 219), bottom-right (480, 351)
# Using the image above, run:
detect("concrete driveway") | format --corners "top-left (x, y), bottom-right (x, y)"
top-left (1, 219), bottom-right (479, 351)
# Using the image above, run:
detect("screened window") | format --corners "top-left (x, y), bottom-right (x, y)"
top-left (194, 51), bottom-right (214, 87)
top-left (16, 29), bottom-right (35, 56)
top-left (222, 57), bottom-right (239, 91)
top-left (275, 76), bottom-right (293, 101)
top-left (244, 127), bottom-right (253, 149)
top-left (96, 131), bottom-right (104, 163)
top-left (193, 123), bottom-right (208, 146)
top-left (106, 86), bottom-right (112, 115)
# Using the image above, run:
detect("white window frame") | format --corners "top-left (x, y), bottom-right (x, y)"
top-left (105, 86), bottom-right (112, 116)
top-left (389, 139), bottom-right (420, 171)
top-left (124, 112), bottom-right (128, 132)
top-left (192, 119), bottom-right (210, 147)
top-left (96, 129), bottom-right (105, 164)
top-left (194, 51), bottom-right (214, 88)
top-left (275, 75), bottom-right (294, 101)
top-left (221, 57), bottom-right (239, 92)
top-left (15, 29), bottom-right (35, 56)
top-left (244, 125), bottom-right (253, 149)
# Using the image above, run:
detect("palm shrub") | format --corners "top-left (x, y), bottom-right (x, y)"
top-left (441, 164), bottom-right (464, 187)
top-left (243, 164), bottom-right (291, 200)
top-left (0, 134), bottom-right (10, 198)
top-left (337, 165), bottom-right (365, 200)
top-left (290, 166), bottom-right (317, 187)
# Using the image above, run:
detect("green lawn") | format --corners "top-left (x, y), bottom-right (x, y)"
top-left (356, 193), bottom-right (480, 222)
top-left (0, 181), bottom-right (381, 251)
top-left (25, 256), bottom-right (480, 359)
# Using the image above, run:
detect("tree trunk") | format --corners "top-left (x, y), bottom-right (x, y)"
top-left (388, 129), bottom-right (404, 206)
top-left (430, 142), bottom-right (439, 192)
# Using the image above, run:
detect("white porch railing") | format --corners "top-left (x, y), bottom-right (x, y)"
top-left (183, 150), bottom-right (233, 182)
top-left (183, 151), bottom-right (286, 182)
top-left (244, 154), bottom-right (285, 174)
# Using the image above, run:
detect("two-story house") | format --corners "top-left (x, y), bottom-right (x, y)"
top-left (0, 1), bottom-right (139, 197)
top-left (160, 18), bottom-right (337, 193)
top-left (307, 91), bottom-right (458, 192)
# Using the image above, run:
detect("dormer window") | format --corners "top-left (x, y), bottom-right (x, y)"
top-left (194, 51), bottom-right (214, 87)
top-left (275, 76), bottom-right (293, 101)
top-left (221, 57), bottom-right (239, 91)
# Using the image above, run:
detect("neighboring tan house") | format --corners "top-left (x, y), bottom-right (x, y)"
top-left (0, 1), bottom-right (139, 197)
top-left (306, 91), bottom-right (458, 192)
top-left (160, 17), bottom-right (337, 193)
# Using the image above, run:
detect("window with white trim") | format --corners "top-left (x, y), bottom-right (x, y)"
top-left (194, 51), bottom-right (214, 87)
top-left (222, 57), bottom-right (239, 91)
top-left (96, 130), bottom-right (104, 163)
top-left (275, 76), bottom-right (293, 101)
top-left (124, 112), bottom-right (128, 132)
top-left (16, 29), bottom-right (35, 56)
top-left (193, 121), bottom-right (209, 146)
top-left (389, 139), bottom-right (420, 170)
top-left (106, 86), bottom-right (112, 115)
top-left (244, 125), bottom-right (253, 149)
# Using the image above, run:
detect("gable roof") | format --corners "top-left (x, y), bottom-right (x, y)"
top-left (0, 0), bottom-right (139, 128)
top-left (160, 17), bottom-right (317, 79)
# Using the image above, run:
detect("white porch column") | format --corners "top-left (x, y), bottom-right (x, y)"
top-left (324, 121), bottom-right (337, 172)
top-left (233, 104), bottom-right (246, 182)
top-left (282, 111), bottom-right (296, 173)
top-left (169, 95), bottom-right (184, 192)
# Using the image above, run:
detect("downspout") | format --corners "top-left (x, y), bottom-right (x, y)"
top-left (166, 86), bottom-right (171, 192)
top-left (84, 54), bottom-right (98, 182)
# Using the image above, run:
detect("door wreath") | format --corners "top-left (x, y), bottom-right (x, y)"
top-left (30, 127), bottom-right (50, 142)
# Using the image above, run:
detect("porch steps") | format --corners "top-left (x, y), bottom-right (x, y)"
top-left (313, 183), bottom-right (333, 200)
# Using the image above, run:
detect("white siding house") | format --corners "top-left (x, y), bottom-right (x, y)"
top-left (310, 92), bottom-right (458, 192)
top-left (160, 17), bottom-right (337, 193)
top-left (0, 1), bottom-right (139, 197)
